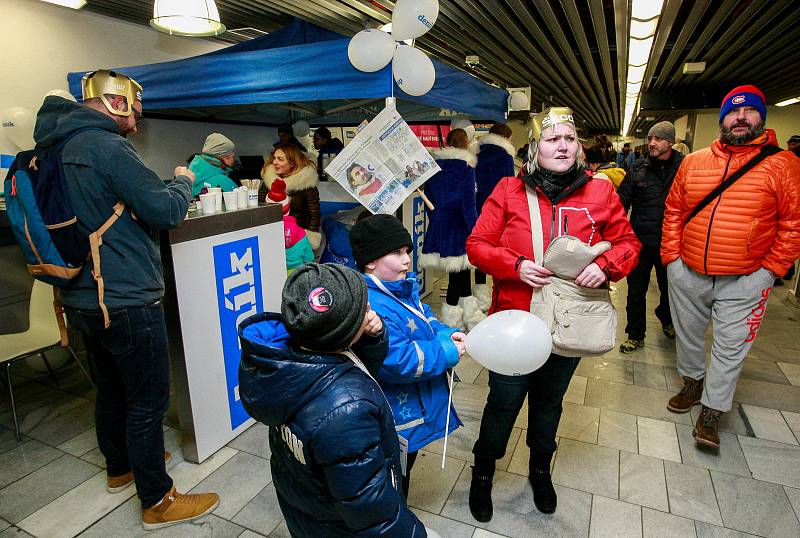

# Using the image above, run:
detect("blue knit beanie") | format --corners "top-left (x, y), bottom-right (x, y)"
top-left (719, 85), bottom-right (766, 124)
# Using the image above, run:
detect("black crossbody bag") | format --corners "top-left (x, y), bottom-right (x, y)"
top-left (686, 145), bottom-right (782, 222)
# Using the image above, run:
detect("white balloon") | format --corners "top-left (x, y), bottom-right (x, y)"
top-left (1, 107), bottom-right (35, 150)
top-left (45, 89), bottom-right (77, 102)
top-left (392, 0), bottom-right (440, 41)
top-left (293, 120), bottom-right (310, 138)
top-left (392, 45), bottom-right (436, 96)
top-left (450, 116), bottom-right (475, 140)
top-left (509, 91), bottom-right (529, 110)
top-left (465, 310), bottom-right (552, 376)
top-left (348, 29), bottom-right (397, 72)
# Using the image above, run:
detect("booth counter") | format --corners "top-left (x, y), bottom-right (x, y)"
top-left (160, 204), bottom-right (286, 463)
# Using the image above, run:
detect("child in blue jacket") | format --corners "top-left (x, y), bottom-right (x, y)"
top-left (350, 214), bottom-right (465, 498)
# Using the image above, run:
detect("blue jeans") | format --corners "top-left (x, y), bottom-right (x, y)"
top-left (473, 354), bottom-right (580, 459)
top-left (65, 302), bottom-right (173, 508)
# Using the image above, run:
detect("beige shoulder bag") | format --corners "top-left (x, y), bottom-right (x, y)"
top-left (525, 185), bottom-right (617, 357)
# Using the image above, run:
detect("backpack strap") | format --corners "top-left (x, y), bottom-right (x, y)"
top-left (686, 145), bottom-right (781, 223)
top-left (88, 202), bottom-right (126, 328)
top-left (52, 288), bottom-right (68, 347)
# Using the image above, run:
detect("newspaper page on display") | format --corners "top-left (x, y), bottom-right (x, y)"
top-left (324, 104), bottom-right (440, 215)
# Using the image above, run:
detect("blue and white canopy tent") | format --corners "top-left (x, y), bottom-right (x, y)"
top-left (67, 19), bottom-right (509, 126)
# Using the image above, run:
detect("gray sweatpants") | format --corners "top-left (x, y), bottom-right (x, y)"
top-left (666, 258), bottom-right (775, 412)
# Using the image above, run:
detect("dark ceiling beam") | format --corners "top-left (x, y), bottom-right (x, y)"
top-left (561, 0), bottom-right (614, 127)
top-left (588, 0), bottom-right (620, 127)
top-left (651, 0), bottom-right (712, 91)
top-left (612, 0), bottom-right (628, 131)
top-left (504, 0), bottom-right (606, 126)
top-left (642, 0), bottom-right (682, 93)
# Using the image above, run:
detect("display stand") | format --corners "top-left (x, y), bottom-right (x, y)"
top-left (160, 204), bottom-right (286, 463)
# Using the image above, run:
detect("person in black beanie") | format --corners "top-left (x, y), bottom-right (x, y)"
top-left (238, 263), bottom-right (432, 537)
top-left (350, 214), bottom-right (465, 500)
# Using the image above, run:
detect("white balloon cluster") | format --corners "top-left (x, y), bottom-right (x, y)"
top-left (347, 0), bottom-right (440, 97)
top-left (450, 115), bottom-right (475, 141)
top-left (1, 89), bottom-right (76, 150)
top-left (292, 120), bottom-right (310, 138)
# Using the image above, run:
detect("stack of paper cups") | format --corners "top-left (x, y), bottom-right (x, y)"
top-left (199, 193), bottom-right (216, 215)
top-left (237, 187), bottom-right (248, 208)
top-left (208, 187), bottom-right (223, 211)
top-left (222, 190), bottom-right (238, 211)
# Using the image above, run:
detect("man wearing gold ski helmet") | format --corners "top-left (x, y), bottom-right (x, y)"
top-left (81, 70), bottom-right (143, 137)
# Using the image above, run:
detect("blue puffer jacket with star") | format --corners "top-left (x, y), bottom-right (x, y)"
top-left (364, 273), bottom-right (462, 452)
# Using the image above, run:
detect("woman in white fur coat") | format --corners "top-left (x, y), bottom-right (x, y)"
top-left (473, 123), bottom-right (516, 311)
top-left (262, 143), bottom-right (322, 250)
top-left (420, 128), bottom-right (485, 330)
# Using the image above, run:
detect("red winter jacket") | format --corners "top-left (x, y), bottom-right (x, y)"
top-left (467, 174), bottom-right (640, 314)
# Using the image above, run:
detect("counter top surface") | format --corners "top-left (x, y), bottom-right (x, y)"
top-left (164, 203), bottom-right (283, 244)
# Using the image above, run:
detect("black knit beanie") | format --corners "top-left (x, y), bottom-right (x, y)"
top-left (281, 263), bottom-right (368, 352)
top-left (349, 214), bottom-right (413, 269)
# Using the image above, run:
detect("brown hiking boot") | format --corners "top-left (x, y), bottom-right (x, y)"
top-left (693, 406), bottom-right (722, 449)
top-left (667, 376), bottom-right (704, 413)
top-left (142, 486), bottom-right (219, 530)
top-left (107, 451), bottom-right (172, 493)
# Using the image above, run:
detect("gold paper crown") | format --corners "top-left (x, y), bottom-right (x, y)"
top-left (81, 70), bottom-right (142, 118)
top-left (530, 107), bottom-right (574, 142)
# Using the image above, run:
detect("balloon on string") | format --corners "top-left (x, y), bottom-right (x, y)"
top-left (465, 310), bottom-right (552, 376)
top-left (293, 120), bottom-right (310, 138)
top-left (392, 0), bottom-right (440, 41)
top-left (45, 89), bottom-right (77, 102)
top-left (348, 29), bottom-right (397, 72)
top-left (392, 45), bottom-right (435, 96)
top-left (450, 116), bottom-right (475, 141)
top-left (1, 107), bottom-right (35, 150)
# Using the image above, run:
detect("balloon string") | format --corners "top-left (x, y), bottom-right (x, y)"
top-left (442, 368), bottom-right (454, 469)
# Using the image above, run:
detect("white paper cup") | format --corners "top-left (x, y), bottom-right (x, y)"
top-left (237, 187), bottom-right (248, 208)
top-left (199, 193), bottom-right (216, 215)
top-left (223, 190), bottom-right (238, 211)
top-left (247, 189), bottom-right (259, 207)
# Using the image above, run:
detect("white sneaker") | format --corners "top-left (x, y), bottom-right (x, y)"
top-left (473, 284), bottom-right (491, 312)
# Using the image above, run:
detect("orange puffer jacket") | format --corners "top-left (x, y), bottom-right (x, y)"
top-left (661, 129), bottom-right (800, 276)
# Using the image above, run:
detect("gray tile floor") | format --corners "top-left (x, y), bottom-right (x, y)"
top-left (2, 273), bottom-right (800, 537)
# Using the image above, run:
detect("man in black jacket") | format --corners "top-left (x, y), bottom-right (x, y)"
top-left (617, 121), bottom-right (684, 353)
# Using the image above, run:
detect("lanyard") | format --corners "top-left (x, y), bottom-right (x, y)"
top-left (366, 274), bottom-right (433, 332)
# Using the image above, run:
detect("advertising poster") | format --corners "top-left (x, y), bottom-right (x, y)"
top-left (324, 105), bottom-right (440, 215)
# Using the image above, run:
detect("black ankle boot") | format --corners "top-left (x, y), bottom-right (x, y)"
top-left (469, 457), bottom-right (495, 522)
top-left (529, 451), bottom-right (557, 514)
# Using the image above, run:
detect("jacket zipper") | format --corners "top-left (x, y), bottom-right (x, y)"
top-left (703, 150), bottom-right (733, 274)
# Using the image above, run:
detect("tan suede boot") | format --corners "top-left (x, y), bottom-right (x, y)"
top-left (667, 376), bottom-right (704, 413)
top-left (142, 486), bottom-right (219, 530)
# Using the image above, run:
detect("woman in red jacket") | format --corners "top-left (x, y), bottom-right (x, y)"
top-left (465, 108), bottom-right (640, 521)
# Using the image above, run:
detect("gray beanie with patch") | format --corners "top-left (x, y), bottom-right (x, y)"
top-left (281, 263), bottom-right (368, 352)
top-left (647, 121), bottom-right (675, 144)
top-left (202, 133), bottom-right (236, 157)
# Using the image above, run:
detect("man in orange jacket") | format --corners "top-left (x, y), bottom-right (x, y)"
top-left (661, 85), bottom-right (800, 449)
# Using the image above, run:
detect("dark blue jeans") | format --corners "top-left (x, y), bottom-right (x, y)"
top-left (473, 353), bottom-right (580, 459)
top-left (65, 302), bottom-right (173, 508)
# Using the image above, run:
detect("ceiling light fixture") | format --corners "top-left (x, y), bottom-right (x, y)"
top-left (621, 0), bottom-right (664, 136)
top-left (150, 0), bottom-right (226, 37)
top-left (776, 97), bottom-right (800, 107)
top-left (40, 0), bottom-right (86, 8)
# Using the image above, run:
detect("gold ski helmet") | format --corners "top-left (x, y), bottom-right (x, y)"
top-left (530, 107), bottom-right (575, 142)
top-left (81, 70), bottom-right (142, 118)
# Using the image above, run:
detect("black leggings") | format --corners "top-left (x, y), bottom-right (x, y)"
top-left (475, 269), bottom-right (487, 285)
top-left (402, 450), bottom-right (418, 499)
top-left (446, 270), bottom-right (473, 306)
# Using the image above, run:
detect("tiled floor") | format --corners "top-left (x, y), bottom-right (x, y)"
top-left (1, 274), bottom-right (800, 537)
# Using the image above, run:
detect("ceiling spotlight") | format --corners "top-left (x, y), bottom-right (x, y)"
top-left (151, 0), bottom-right (226, 37)
top-left (682, 62), bottom-right (706, 74)
top-left (40, 0), bottom-right (86, 7)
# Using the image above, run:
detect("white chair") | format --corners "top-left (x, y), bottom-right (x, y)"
top-left (0, 280), bottom-right (93, 441)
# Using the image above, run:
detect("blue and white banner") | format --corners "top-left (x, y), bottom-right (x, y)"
top-left (213, 236), bottom-right (264, 430)
top-left (411, 195), bottom-right (427, 292)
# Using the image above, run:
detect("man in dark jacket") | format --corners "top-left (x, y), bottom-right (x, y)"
top-left (36, 70), bottom-right (219, 529)
top-left (238, 263), bottom-right (428, 537)
top-left (312, 126), bottom-right (344, 181)
top-left (617, 121), bottom-right (684, 353)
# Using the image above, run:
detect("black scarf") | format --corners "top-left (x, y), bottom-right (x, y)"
top-left (523, 163), bottom-right (584, 202)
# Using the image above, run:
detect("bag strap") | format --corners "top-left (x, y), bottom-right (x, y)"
top-left (686, 145), bottom-right (781, 223)
top-left (525, 185), bottom-right (544, 264)
top-left (88, 202), bottom-right (126, 328)
top-left (52, 287), bottom-right (68, 347)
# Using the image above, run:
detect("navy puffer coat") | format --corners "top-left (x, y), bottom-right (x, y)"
top-left (238, 312), bottom-right (425, 537)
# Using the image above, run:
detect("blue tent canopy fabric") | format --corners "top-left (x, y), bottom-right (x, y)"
top-left (67, 19), bottom-right (508, 122)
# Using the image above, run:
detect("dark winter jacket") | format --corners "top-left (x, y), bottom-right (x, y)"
top-left (617, 150), bottom-right (683, 248)
top-left (317, 138), bottom-right (345, 181)
top-left (475, 134), bottom-right (516, 213)
top-left (421, 147), bottom-right (478, 271)
top-left (33, 97), bottom-right (191, 309)
top-left (238, 312), bottom-right (426, 538)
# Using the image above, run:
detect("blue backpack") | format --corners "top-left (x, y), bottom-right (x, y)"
top-left (3, 130), bottom-right (124, 332)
